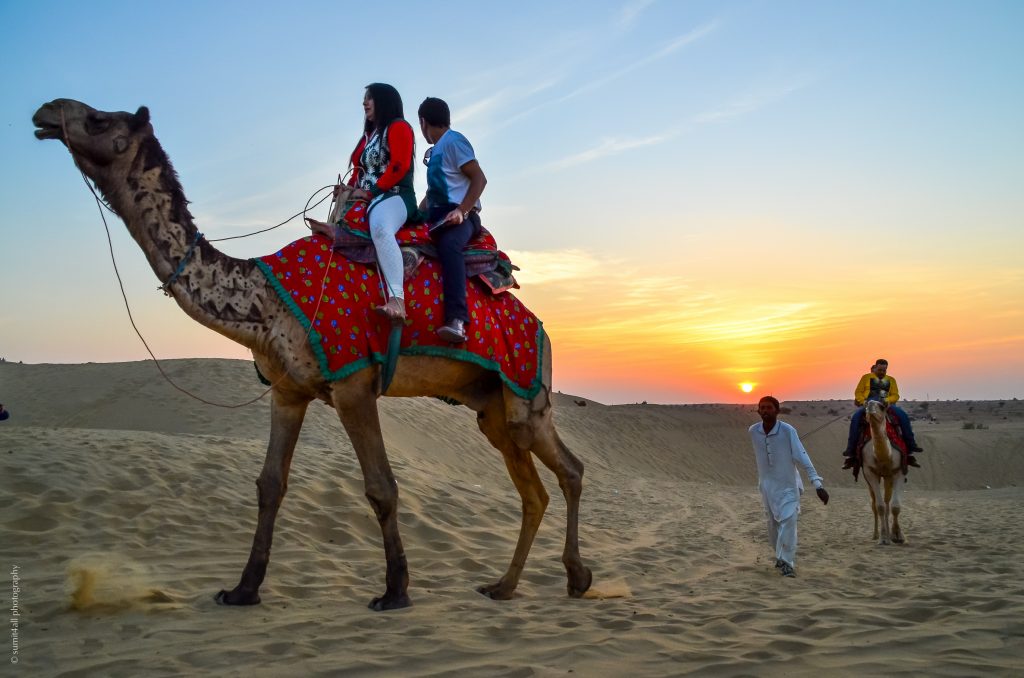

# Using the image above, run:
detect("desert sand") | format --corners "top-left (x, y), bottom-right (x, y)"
top-left (2, 359), bottom-right (1022, 676)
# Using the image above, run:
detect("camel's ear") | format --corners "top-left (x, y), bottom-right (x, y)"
top-left (130, 106), bottom-right (150, 130)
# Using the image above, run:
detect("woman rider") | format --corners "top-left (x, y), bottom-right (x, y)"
top-left (343, 83), bottom-right (418, 320)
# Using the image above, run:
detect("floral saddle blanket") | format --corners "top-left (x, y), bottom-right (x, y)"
top-left (854, 410), bottom-right (910, 467)
top-left (253, 235), bottom-right (545, 399)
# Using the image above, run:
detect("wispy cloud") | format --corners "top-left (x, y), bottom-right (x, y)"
top-left (619, 0), bottom-right (659, 27)
top-left (539, 133), bottom-right (672, 171)
top-left (510, 248), bottom-right (875, 360)
top-left (534, 68), bottom-right (815, 171)
top-left (499, 21), bottom-right (719, 131)
top-left (692, 74), bottom-right (817, 124)
top-left (560, 21), bottom-right (718, 102)
top-left (505, 249), bottom-right (604, 285)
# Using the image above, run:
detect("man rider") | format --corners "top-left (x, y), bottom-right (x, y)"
top-left (842, 358), bottom-right (922, 470)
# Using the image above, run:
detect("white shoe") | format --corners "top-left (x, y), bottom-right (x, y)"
top-left (437, 319), bottom-right (466, 343)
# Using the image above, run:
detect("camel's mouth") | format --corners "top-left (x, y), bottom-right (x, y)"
top-left (32, 105), bottom-right (65, 141)
top-left (33, 123), bottom-right (63, 140)
top-left (33, 113), bottom-right (64, 140)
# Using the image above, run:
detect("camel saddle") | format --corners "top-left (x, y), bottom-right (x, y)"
top-left (310, 200), bottom-right (518, 295)
top-left (853, 410), bottom-right (911, 477)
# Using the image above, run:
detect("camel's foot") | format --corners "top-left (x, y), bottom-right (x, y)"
top-left (892, 534), bottom-right (906, 544)
top-left (567, 566), bottom-right (593, 599)
top-left (214, 587), bottom-right (261, 606)
top-left (877, 538), bottom-right (891, 546)
top-left (477, 579), bottom-right (517, 601)
top-left (368, 591), bottom-right (411, 611)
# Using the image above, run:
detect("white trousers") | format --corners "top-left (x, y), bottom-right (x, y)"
top-left (368, 194), bottom-right (406, 299)
top-left (767, 510), bottom-right (798, 567)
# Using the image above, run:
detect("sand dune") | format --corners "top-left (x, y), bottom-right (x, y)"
top-left (2, 359), bottom-right (1022, 676)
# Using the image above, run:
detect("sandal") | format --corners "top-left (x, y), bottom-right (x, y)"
top-left (375, 296), bottom-right (405, 321)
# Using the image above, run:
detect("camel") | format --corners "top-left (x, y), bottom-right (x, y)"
top-left (32, 99), bottom-right (592, 610)
top-left (862, 400), bottom-right (907, 545)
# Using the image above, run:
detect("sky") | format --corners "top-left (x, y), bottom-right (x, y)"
top-left (1, 0), bottom-right (1022, 404)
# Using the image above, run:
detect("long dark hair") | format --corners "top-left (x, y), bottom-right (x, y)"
top-left (364, 83), bottom-right (405, 135)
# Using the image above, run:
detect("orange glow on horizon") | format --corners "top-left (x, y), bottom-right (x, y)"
top-left (511, 253), bottom-right (1024, 404)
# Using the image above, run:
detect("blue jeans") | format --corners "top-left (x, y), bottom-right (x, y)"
top-left (846, 404), bottom-right (918, 452)
top-left (429, 203), bottom-right (481, 324)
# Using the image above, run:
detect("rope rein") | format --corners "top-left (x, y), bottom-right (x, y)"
top-left (61, 107), bottom-right (342, 409)
top-left (797, 412), bottom-right (847, 440)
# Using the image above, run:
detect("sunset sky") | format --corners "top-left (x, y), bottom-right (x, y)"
top-left (2, 1), bottom-right (1022, 404)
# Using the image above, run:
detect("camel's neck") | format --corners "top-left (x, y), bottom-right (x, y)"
top-left (93, 137), bottom-right (269, 350)
top-left (867, 414), bottom-right (892, 464)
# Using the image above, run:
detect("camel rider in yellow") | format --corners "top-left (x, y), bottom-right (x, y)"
top-left (842, 358), bottom-right (922, 470)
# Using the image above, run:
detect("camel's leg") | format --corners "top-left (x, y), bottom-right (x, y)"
top-left (529, 427), bottom-right (592, 597)
top-left (475, 399), bottom-right (549, 599)
top-left (890, 473), bottom-right (906, 544)
top-left (879, 476), bottom-right (893, 545)
top-left (503, 385), bottom-right (590, 597)
top-left (216, 391), bottom-right (309, 605)
top-left (333, 382), bottom-right (410, 611)
top-left (866, 479), bottom-right (880, 541)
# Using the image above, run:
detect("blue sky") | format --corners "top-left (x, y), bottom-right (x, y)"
top-left (2, 1), bottom-right (1022, 403)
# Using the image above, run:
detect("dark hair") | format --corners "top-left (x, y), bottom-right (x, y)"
top-left (874, 358), bottom-right (888, 367)
top-left (364, 83), bottom-right (405, 135)
top-left (758, 395), bottom-right (780, 410)
top-left (418, 97), bottom-right (451, 127)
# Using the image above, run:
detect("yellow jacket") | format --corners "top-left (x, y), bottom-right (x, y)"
top-left (855, 373), bottom-right (900, 406)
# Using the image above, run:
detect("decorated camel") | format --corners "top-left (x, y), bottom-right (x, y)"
top-left (33, 98), bottom-right (592, 610)
top-left (862, 399), bottom-right (907, 545)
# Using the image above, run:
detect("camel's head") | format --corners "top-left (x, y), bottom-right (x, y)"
top-left (33, 99), bottom-right (153, 177)
top-left (864, 398), bottom-right (887, 422)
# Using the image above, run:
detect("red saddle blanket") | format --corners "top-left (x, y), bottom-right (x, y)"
top-left (856, 411), bottom-right (909, 463)
top-left (253, 235), bottom-right (544, 399)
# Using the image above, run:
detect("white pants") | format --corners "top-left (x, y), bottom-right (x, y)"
top-left (368, 194), bottom-right (406, 299)
top-left (767, 510), bottom-right (798, 567)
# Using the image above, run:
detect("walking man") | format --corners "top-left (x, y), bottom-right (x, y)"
top-left (749, 395), bottom-right (829, 577)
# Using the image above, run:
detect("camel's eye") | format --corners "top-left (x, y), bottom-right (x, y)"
top-left (84, 113), bottom-right (111, 135)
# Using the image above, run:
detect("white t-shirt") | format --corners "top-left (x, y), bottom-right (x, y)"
top-left (424, 129), bottom-right (480, 213)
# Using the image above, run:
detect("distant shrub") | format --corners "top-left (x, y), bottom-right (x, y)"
top-left (919, 402), bottom-right (930, 411)
top-left (827, 408), bottom-right (839, 416)
top-left (779, 407), bottom-right (792, 414)
top-left (963, 422), bottom-right (976, 429)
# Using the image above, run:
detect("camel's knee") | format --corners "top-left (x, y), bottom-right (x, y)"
top-left (256, 473), bottom-right (286, 510)
top-left (364, 482), bottom-right (398, 522)
top-left (558, 438), bottom-right (584, 479)
top-left (506, 420), bottom-right (534, 451)
top-left (531, 484), bottom-right (550, 513)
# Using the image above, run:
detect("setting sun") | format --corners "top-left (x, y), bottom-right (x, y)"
top-left (740, 383), bottom-right (755, 393)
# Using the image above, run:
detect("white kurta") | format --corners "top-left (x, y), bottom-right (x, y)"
top-left (749, 420), bottom-right (823, 522)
